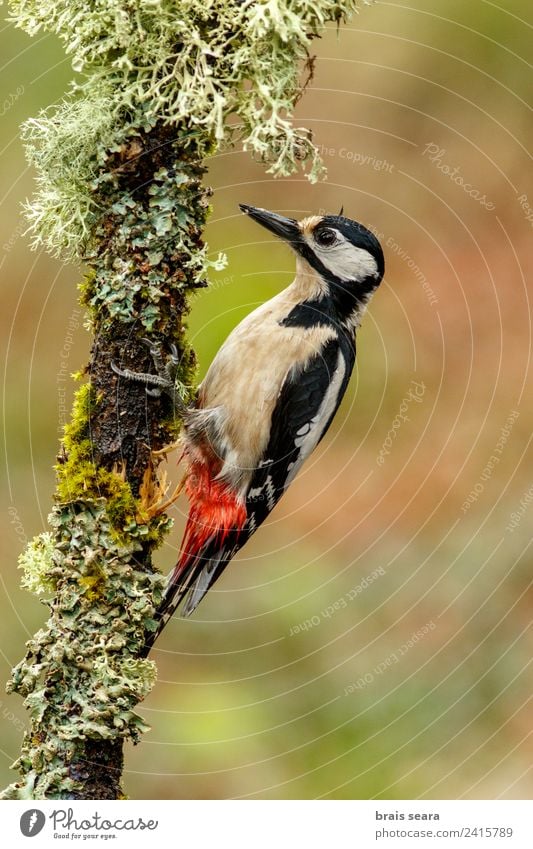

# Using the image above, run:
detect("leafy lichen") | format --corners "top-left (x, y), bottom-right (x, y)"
top-left (4, 504), bottom-right (165, 799)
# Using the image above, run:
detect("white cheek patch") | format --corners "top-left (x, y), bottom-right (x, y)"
top-left (303, 231), bottom-right (379, 282)
top-left (318, 242), bottom-right (379, 282)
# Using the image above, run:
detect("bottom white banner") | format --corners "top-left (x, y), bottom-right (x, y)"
top-left (1, 799), bottom-right (531, 848)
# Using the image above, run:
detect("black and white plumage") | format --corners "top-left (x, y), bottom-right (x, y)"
top-left (122, 205), bottom-right (384, 651)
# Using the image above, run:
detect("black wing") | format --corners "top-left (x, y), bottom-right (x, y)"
top-left (244, 335), bottom-right (355, 530)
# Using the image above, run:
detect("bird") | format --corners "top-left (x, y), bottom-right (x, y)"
top-left (113, 205), bottom-right (384, 651)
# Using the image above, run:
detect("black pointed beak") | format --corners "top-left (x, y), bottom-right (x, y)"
top-left (239, 204), bottom-right (300, 244)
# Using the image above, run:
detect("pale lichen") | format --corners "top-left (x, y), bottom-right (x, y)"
top-left (10, 0), bottom-right (371, 264)
top-left (18, 532), bottom-right (56, 595)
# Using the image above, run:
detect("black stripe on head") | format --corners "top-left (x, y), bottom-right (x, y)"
top-left (318, 215), bottom-right (385, 282)
top-left (292, 214), bottom-right (384, 322)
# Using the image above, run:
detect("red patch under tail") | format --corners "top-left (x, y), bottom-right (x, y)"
top-left (141, 462), bottom-right (248, 653)
top-left (176, 461), bottom-right (247, 576)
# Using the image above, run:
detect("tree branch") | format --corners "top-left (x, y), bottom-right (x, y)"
top-left (2, 0), bottom-right (372, 800)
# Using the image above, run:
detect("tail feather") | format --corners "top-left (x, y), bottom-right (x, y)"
top-left (142, 464), bottom-right (248, 654)
top-left (160, 538), bottom-right (225, 621)
top-left (181, 548), bottom-right (227, 616)
top-left (141, 546), bottom-right (208, 656)
top-left (141, 534), bottom-right (244, 656)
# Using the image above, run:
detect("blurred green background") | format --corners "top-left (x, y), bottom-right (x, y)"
top-left (1, 1), bottom-right (531, 799)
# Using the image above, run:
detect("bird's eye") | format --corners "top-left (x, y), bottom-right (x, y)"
top-left (314, 228), bottom-right (337, 247)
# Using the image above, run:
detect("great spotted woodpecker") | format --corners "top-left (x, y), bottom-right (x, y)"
top-left (113, 205), bottom-right (384, 650)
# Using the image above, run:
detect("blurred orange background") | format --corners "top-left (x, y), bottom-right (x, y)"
top-left (1, 1), bottom-right (531, 799)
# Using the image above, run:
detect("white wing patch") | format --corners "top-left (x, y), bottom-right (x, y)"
top-left (265, 475), bottom-right (276, 509)
top-left (284, 350), bottom-right (346, 490)
top-left (248, 473), bottom-right (276, 510)
top-left (295, 417), bottom-right (318, 446)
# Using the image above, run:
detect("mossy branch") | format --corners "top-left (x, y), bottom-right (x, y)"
top-left (2, 0), bottom-right (372, 800)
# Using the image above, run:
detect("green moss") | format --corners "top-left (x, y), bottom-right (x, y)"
top-left (103, 476), bottom-right (137, 531)
top-left (55, 381), bottom-right (175, 547)
top-left (78, 269), bottom-right (96, 308)
top-left (56, 438), bottom-right (92, 501)
top-left (62, 382), bottom-right (95, 445)
top-left (56, 384), bottom-right (135, 538)
top-left (78, 559), bottom-right (107, 603)
top-left (56, 442), bottom-right (142, 542)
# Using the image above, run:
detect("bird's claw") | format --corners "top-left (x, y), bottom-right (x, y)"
top-left (111, 340), bottom-right (188, 416)
top-left (169, 343), bottom-right (179, 365)
top-left (111, 360), bottom-right (125, 378)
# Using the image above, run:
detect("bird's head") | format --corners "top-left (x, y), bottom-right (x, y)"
top-left (239, 204), bottom-right (384, 321)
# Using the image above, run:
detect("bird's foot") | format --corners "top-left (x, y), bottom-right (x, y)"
top-left (151, 440), bottom-right (182, 458)
top-left (111, 339), bottom-right (188, 416)
top-left (141, 338), bottom-right (181, 387)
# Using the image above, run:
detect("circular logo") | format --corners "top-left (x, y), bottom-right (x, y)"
top-left (20, 809), bottom-right (46, 837)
